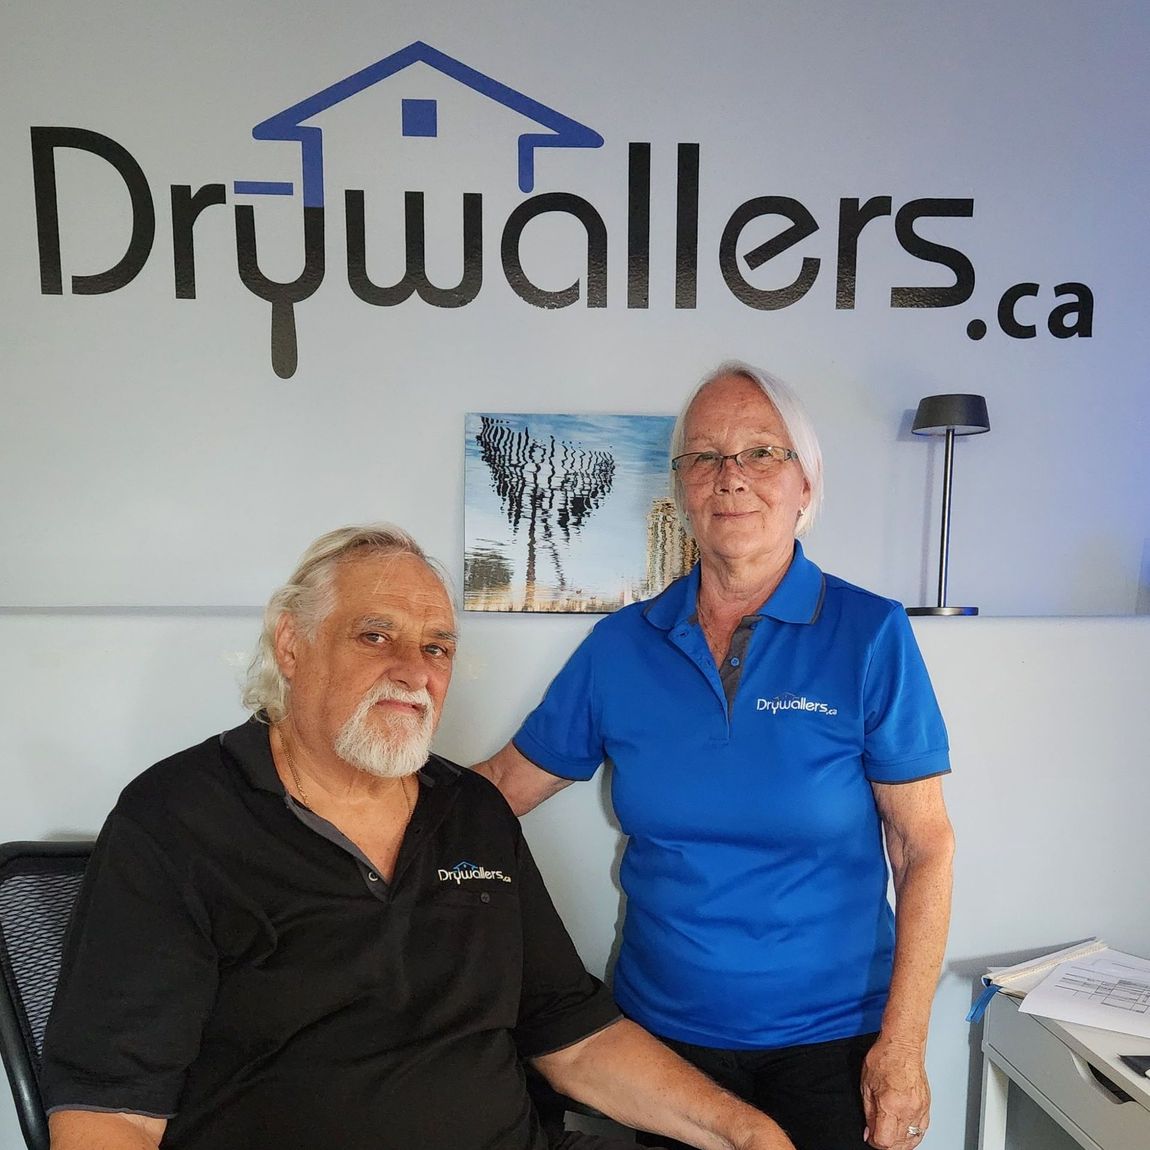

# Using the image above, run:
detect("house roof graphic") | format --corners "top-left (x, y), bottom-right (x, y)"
top-left (235, 41), bottom-right (604, 208)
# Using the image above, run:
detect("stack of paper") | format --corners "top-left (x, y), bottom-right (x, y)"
top-left (1018, 947), bottom-right (1150, 1039)
top-left (984, 938), bottom-right (1109, 999)
top-left (967, 939), bottom-right (1111, 1022)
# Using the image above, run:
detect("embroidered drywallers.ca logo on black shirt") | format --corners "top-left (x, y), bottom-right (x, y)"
top-left (437, 861), bottom-right (513, 884)
top-left (28, 40), bottom-right (1095, 378)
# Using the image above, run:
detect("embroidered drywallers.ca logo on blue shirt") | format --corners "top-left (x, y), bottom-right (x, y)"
top-left (756, 693), bottom-right (838, 716)
top-left (437, 861), bottom-right (513, 884)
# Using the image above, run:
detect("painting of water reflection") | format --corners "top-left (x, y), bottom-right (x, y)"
top-left (464, 413), bottom-right (698, 613)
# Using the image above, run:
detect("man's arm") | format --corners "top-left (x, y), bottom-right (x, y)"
top-left (473, 741), bottom-right (574, 815)
top-left (49, 1110), bottom-right (166, 1150)
top-left (862, 776), bottom-right (955, 1149)
top-left (533, 1018), bottom-right (794, 1150)
top-left (40, 809), bottom-right (219, 1143)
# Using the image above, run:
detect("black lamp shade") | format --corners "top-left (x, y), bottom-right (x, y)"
top-left (912, 394), bottom-right (990, 436)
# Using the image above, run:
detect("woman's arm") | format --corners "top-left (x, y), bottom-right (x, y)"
top-left (863, 775), bottom-right (955, 1149)
top-left (473, 741), bottom-right (574, 815)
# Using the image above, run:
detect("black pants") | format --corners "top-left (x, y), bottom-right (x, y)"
top-left (634, 1031), bottom-right (878, 1150)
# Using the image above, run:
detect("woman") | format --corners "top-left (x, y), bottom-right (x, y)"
top-left (476, 362), bottom-right (955, 1150)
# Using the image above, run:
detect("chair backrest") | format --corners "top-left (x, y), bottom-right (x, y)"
top-left (0, 842), bottom-right (93, 1150)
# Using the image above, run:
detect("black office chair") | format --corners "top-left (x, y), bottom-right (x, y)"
top-left (0, 841), bottom-right (93, 1150)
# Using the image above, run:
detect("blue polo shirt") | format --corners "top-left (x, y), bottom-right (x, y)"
top-left (514, 543), bottom-right (949, 1050)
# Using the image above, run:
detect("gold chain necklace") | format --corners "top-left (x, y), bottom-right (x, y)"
top-left (283, 739), bottom-right (311, 806)
top-left (281, 733), bottom-right (413, 819)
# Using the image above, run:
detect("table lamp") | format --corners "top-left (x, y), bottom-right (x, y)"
top-left (906, 393), bottom-right (990, 617)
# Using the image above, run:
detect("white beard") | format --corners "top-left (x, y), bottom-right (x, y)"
top-left (333, 682), bottom-right (436, 778)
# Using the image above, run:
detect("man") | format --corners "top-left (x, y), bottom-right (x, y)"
top-left (42, 524), bottom-right (796, 1150)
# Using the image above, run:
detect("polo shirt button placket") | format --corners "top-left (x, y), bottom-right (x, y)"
top-left (367, 871), bottom-right (379, 883)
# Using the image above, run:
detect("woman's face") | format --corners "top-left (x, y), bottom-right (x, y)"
top-left (680, 374), bottom-right (811, 569)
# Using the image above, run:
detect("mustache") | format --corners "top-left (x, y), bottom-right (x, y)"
top-left (361, 681), bottom-right (434, 715)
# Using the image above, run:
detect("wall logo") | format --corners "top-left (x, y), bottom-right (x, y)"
top-left (29, 40), bottom-right (1095, 378)
top-left (756, 693), bottom-right (838, 716)
top-left (438, 860), bottom-right (512, 884)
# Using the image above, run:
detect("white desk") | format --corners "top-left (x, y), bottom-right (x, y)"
top-left (979, 994), bottom-right (1150, 1150)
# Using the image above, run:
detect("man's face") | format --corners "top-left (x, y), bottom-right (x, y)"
top-left (275, 552), bottom-right (457, 774)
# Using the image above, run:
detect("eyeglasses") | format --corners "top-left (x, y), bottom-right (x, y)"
top-left (671, 445), bottom-right (799, 481)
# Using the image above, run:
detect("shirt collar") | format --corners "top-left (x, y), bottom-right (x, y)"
top-left (219, 715), bottom-right (461, 794)
top-left (643, 540), bottom-right (825, 629)
top-left (219, 716), bottom-right (281, 793)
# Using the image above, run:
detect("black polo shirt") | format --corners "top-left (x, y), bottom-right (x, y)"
top-left (41, 719), bottom-right (620, 1150)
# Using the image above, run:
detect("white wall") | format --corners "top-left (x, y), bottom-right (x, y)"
top-left (3, 613), bottom-right (1150, 1150)
top-left (4, 4), bottom-right (1150, 1149)
top-left (2, 1), bottom-right (1148, 616)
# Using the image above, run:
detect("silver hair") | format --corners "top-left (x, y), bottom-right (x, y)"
top-left (669, 359), bottom-right (824, 539)
top-left (242, 523), bottom-right (450, 723)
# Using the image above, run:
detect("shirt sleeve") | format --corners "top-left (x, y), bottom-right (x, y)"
top-left (39, 807), bottom-right (219, 1118)
top-left (512, 630), bottom-right (606, 781)
top-left (861, 606), bottom-right (951, 783)
top-left (511, 830), bottom-right (620, 1058)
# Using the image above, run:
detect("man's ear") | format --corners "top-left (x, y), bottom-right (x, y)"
top-left (273, 612), bottom-right (301, 682)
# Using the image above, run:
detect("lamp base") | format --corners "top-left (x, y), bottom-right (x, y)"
top-left (906, 606), bottom-right (979, 617)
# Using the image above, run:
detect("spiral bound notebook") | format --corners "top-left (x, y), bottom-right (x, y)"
top-left (967, 938), bottom-right (1108, 1022)
top-left (985, 938), bottom-right (1109, 998)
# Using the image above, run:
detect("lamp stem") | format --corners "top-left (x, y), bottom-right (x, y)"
top-left (936, 427), bottom-right (956, 608)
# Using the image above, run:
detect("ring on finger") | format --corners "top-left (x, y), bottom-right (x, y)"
top-left (907, 1125), bottom-right (924, 1138)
